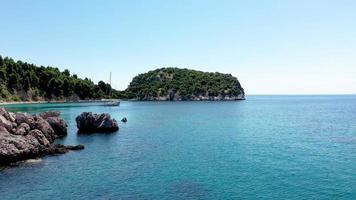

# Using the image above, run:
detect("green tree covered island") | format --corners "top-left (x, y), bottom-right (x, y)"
top-left (0, 56), bottom-right (244, 101)
top-left (125, 68), bottom-right (245, 100)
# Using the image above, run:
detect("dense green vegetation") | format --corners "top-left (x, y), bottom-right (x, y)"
top-left (125, 68), bottom-right (245, 100)
top-left (0, 56), bottom-right (244, 101)
top-left (0, 55), bottom-right (124, 101)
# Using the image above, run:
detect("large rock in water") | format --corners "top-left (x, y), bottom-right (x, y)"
top-left (0, 108), bottom-right (83, 166)
top-left (76, 112), bottom-right (119, 133)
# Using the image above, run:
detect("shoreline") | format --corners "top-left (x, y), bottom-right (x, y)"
top-left (0, 99), bottom-right (120, 105)
top-left (0, 99), bottom-right (246, 105)
top-left (0, 101), bottom-right (48, 105)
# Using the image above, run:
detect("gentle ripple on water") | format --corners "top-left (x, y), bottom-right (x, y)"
top-left (0, 95), bottom-right (356, 199)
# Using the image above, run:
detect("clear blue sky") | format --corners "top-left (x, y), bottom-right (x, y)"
top-left (1, 0), bottom-right (355, 94)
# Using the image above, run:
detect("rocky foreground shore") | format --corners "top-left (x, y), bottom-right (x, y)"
top-left (0, 108), bottom-right (83, 166)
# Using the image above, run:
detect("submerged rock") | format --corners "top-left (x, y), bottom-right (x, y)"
top-left (65, 144), bottom-right (85, 150)
top-left (45, 144), bottom-right (84, 155)
top-left (0, 108), bottom-right (83, 166)
top-left (76, 112), bottom-right (119, 133)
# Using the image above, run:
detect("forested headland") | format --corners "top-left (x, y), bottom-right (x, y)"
top-left (0, 55), bottom-right (124, 101)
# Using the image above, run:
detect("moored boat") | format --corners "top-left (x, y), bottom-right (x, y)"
top-left (104, 100), bottom-right (120, 106)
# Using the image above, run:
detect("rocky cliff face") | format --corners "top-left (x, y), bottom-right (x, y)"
top-left (0, 108), bottom-right (83, 166)
top-left (126, 68), bottom-right (245, 101)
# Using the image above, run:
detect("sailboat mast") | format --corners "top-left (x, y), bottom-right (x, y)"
top-left (109, 72), bottom-right (112, 86)
top-left (109, 72), bottom-right (112, 98)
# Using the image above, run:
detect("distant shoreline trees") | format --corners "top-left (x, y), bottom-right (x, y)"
top-left (0, 55), bottom-right (124, 101)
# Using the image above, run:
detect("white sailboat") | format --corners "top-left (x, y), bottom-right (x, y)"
top-left (104, 72), bottom-right (120, 106)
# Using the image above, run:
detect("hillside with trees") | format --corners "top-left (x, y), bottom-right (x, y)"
top-left (0, 56), bottom-right (245, 102)
top-left (125, 68), bottom-right (245, 101)
top-left (0, 55), bottom-right (123, 101)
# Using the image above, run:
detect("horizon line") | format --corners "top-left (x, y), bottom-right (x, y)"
top-left (246, 94), bottom-right (356, 96)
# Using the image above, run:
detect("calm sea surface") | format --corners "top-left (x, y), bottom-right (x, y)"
top-left (1, 95), bottom-right (356, 200)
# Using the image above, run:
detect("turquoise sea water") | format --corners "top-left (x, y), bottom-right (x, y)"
top-left (1, 95), bottom-right (356, 199)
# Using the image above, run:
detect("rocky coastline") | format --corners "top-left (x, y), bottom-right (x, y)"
top-left (0, 108), bottom-right (84, 166)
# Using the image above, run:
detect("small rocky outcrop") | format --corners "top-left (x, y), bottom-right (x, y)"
top-left (76, 112), bottom-right (119, 133)
top-left (121, 117), bottom-right (128, 123)
top-left (0, 108), bottom-right (83, 166)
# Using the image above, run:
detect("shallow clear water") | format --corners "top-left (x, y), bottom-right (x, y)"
top-left (1, 95), bottom-right (356, 199)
